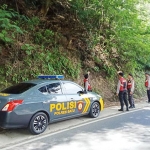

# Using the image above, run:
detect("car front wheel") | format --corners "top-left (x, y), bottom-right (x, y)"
top-left (28, 112), bottom-right (48, 135)
top-left (89, 102), bottom-right (100, 118)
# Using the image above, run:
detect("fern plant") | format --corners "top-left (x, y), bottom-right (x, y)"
top-left (0, 5), bottom-right (23, 44)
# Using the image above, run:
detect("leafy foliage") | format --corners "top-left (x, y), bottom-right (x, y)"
top-left (0, 0), bottom-right (150, 96)
top-left (4, 42), bottom-right (81, 83)
top-left (0, 3), bottom-right (81, 84)
top-left (0, 5), bottom-right (23, 43)
top-left (69, 0), bottom-right (150, 76)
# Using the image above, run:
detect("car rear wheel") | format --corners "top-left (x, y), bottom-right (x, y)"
top-left (28, 112), bottom-right (48, 135)
top-left (89, 102), bottom-right (100, 118)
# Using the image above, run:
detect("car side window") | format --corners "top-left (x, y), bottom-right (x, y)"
top-left (46, 82), bottom-right (62, 94)
top-left (38, 86), bottom-right (47, 93)
top-left (39, 83), bottom-right (62, 94)
top-left (63, 82), bottom-right (83, 94)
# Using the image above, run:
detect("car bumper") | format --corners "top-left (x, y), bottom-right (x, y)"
top-left (0, 111), bottom-right (32, 129)
top-left (99, 98), bottom-right (104, 111)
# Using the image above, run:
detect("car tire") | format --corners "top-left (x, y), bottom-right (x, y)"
top-left (89, 102), bottom-right (100, 118)
top-left (28, 112), bottom-right (48, 135)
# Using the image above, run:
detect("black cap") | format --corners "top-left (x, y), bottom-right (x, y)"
top-left (128, 73), bottom-right (133, 77)
top-left (117, 71), bottom-right (123, 74)
top-left (118, 72), bottom-right (124, 77)
top-left (84, 74), bottom-right (89, 79)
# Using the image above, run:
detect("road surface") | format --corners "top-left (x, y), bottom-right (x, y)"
top-left (1, 105), bottom-right (150, 150)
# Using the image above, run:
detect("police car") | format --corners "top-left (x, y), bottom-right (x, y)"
top-left (0, 75), bottom-right (104, 135)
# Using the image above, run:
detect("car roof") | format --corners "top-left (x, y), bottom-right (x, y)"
top-left (23, 79), bottom-right (73, 85)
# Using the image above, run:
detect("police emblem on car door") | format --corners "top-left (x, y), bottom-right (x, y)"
top-left (62, 82), bottom-right (90, 116)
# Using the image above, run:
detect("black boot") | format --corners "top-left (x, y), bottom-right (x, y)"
top-left (118, 109), bottom-right (123, 111)
top-left (129, 106), bottom-right (133, 109)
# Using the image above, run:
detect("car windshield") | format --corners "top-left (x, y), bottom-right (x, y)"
top-left (1, 83), bottom-right (36, 94)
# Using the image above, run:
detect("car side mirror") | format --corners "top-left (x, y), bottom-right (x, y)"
top-left (77, 91), bottom-right (87, 95)
top-left (77, 91), bottom-right (83, 95)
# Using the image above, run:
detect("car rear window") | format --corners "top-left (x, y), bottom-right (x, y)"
top-left (1, 83), bottom-right (36, 94)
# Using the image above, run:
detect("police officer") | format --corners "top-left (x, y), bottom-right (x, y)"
top-left (145, 72), bottom-right (150, 103)
top-left (84, 72), bottom-right (92, 93)
top-left (127, 73), bottom-right (135, 108)
top-left (116, 72), bottom-right (129, 111)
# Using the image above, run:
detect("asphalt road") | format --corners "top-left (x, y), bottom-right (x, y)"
top-left (2, 106), bottom-right (150, 150)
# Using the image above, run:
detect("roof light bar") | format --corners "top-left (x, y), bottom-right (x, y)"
top-left (38, 75), bottom-right (64, 79)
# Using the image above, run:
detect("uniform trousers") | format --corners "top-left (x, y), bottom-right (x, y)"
top-left (147, 89), bottom-right (150, 103)
top-left (127, 89), bottom-right (135, 107)
top-left (119, 90), bottom-right (128, 110)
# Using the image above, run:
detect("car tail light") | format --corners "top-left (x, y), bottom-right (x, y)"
top-left (2, 100), bottom-right (23, 112)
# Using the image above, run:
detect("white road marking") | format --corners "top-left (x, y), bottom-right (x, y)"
top-left (143, 107), bottom-right (150, 110)
top-left (110, 106), bottom-right (120, 109)
top-left (1, 107), bottom-right (148, 150)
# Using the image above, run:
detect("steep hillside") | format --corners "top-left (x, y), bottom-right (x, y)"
top-left (0, 0), bottom-right (149, 105)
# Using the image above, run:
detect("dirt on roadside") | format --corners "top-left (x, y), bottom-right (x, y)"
top-left (104, 96), bottom-right (147, 108)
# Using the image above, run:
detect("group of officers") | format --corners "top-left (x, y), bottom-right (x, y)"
top-left (116, 71), bottom-right (135, 111)
top-left (116, 71), bottom-right (150, 111)
top-left (83, 71), bottom-right (150, 111)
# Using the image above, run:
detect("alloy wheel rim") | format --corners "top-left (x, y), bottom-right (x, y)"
top-left (92, 103), bottom-right (100, 117)
top-left (33, 115), bottom-right (47, 132)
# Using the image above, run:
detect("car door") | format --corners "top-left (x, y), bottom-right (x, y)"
top-left (38, 82), bottom-right (69, 121)
top-left (62, 82), bottom-right (91, 116)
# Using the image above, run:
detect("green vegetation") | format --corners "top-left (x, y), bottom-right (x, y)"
top-left (0, 5), bottom-right (23, 43)
top-left (0, 0), bottom-right (150, 97)
top-left (0, 3), bottom-right (81, 86)
top-left (70, 0), bottom-right (150, 74)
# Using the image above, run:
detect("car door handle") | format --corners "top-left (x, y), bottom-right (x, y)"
top-left (43, 100), bottom-right (51, 103)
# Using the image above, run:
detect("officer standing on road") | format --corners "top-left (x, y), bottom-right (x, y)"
top-left (127, 73), bottom-right (135, 108)
top-left (145, 72), bottom-right (150, 103)
top-left (116, 72), bottom-right (129, 111)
